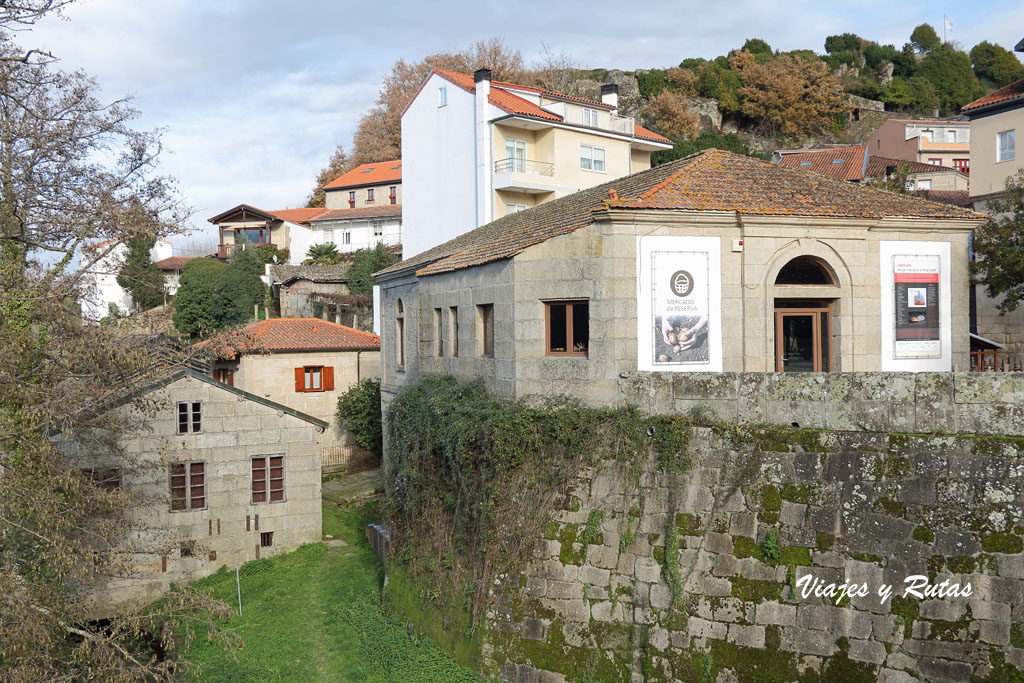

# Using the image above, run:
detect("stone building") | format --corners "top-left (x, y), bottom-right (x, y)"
top-left (375, 149), bottom-right (984, 409)
top-left (60, 368), bottom-right (327, 607)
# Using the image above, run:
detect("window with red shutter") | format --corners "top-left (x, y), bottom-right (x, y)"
top-left (294, 367), bottom-right (304, 392)
top-left (323, 367), bottom-right (334, 391)
top-left (296, 366), bottom-right (327, 392)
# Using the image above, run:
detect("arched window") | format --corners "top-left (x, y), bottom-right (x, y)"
top-left (775, 256), bottom-right (835, 286)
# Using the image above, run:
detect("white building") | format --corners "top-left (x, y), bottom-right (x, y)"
top-left (400, 67), bottom-right (672, 259)
top-left (80, 238), bottom-right (173, 320)
top-left (310, 205), bottom-right (402, 254)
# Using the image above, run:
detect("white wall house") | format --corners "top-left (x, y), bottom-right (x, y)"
top-left (80, 238), bottom-right (173, 320)
top-left (400, 68), bottom-right (673, 260)
top-left (310, 206), bottom-right (402, 255)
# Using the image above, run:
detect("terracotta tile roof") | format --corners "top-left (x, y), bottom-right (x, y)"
top-left (962, 77), bottom-right (1024, 113)
top-left (323, 160), bottom-right (402, 190)
top-left (269, 208), bottom-right (330, 224)
top-left (378, 149), bottom-right (982, 279)
top-left (199, 318), bottom-right (379, 356)
top-left (430, 68), bottom-right (670, 141)
top-left (312, 205), bottom-right (403, 221)
top-left (864, 155), bottom-right (957, 176)
top-left (491, 80), bottom-right (610, 108)
top-left (911, 190), bottom-right (973, 207)
top-left (776, 146), bottom-right (868, 180)
top-left (153, 256), bottom-right (199, 271)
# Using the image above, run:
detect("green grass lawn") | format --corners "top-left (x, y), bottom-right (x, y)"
top-left (182, 501), bottom-right (478, 682)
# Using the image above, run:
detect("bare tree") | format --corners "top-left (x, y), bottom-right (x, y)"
top-left (0, 5), bottom-right (235, 679)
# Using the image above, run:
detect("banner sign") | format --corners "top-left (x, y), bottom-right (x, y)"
top-left (637, 236), bottom-right (722, 372)
top-left (892, 255), bottom-right (941, 358)
top-left (879, 241), bottom-right (951, 372)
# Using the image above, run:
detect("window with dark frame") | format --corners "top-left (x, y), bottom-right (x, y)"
top-left (348, 190), bottom-right (356, 208)
top-left (389, 186), bottom-right (397, 204)
top-left (545, 300), bottom-right (589, 356)
top-left (449, 306), bottom-right (458, 357)
top-left (251, 455), bottom-right (285, 503)
top-left (396, 299), bottom-right (405, 369)
top-left (170, 462), bottom-right (206, 512)
top-left (478, 304), bottom-right (494, 358)
top-left (213, 368), bottom-right (233, 386)
top-left (261, 531), bottom-right (274, 548)
top-left (84, 467), bottom-right (121, 492)
top-left (367, 188), bottom-right (375, 203)
top-left (176, 402), bottom-right (202, 434)
top-left (434, 308), bottom-right (444, 356)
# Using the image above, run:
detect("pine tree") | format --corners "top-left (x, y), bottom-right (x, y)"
top-left (116, 236), bottom-right (165, 311)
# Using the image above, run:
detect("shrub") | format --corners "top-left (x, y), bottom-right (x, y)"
top-left (337, 378), bottom-right (383, 457)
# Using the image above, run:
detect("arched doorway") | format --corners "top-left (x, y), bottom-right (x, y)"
top-left (773, 257), bottom-right (836, 372)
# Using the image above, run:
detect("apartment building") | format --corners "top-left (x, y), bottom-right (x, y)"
top-left (322, 160), bottom-right (402, 211)
top-left (866, 119), bottom-right (971, 173)
top-left (400, 67), bottom-right (672, 258)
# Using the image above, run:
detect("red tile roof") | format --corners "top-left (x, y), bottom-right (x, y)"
top-left (864, 155), bottom-right (957, 176)
top-left (270, 208), bottom-right (330, 224)
top-left (962, 76), bottom-right (1024, 113)
top-left (154, 256), bottom-right (199, 271)
top-left (429, 68), bottom-right (670, 142)
top-left (199, 318), bottom-right (379, 357)
top-left (312, 205), bottom-right (402, 221)
top-left (911, 190), bottom-right (973, 207)
top-left (379, 149), bottom-right (982, 279)
top-left (776, 146), bottom-right (868, 180)
top-left (323, 160), bottom-right (402, 190)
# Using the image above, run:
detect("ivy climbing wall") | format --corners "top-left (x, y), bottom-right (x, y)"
top-left (484, 426), bottom-right (1024, 682)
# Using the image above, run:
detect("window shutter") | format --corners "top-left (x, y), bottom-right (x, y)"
top-left (323, 366), bottom-right (334, 391)
top-left (294, 367), bottom-right (304, 392)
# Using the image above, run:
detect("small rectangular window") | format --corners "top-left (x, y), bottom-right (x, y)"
top-left (252, 455), bottom-right (285, 503)
top-left (928, 158), bottom-right (942, 166)
top-left (213, 368), bottom-right (234, 386)
top-left (505, 202), bottom-right (527, 215)
top-left (372, 220), bottom-right (384, 237)
top-left (580, 145), bottom-right (605, 172)
top-left (545, 300), bottom-right (589, 356)
top-left (170, 461), bottom-right (206, 512)
top-left (946, 129), bottom-right (956, 143)
top-left (261, 531), bottom-right (274, 548)
top-left (478, 304), bottom-right (494, 358)
top-left (348, 190), bottom-right (356, 208)
top-left (343, 231), bottom-right (351, 245)
top-left (395, 301), bottom-right (405, 370)
top-left (582, 108), bottom-right (600, 127)
top-left (366, 188), bottom-right (375, 202)
top-left (998, 130), bottom-right (1015, 162)
top-left (438, 86), bottom-right (447, 107)
top-left (389, 187), bottom-right (397, 205)
top-left (916, 179), bottom-right (932, 190)
top-left (953, 158), bottom-right (969, 174)
top-left (177, 402), bottom-right (201, 434)
top-left (434, 308), bottom-right (444, 356)
top-left (180, 540), bottom-right (195, 557)
top-left (449, 306), bottom-right (459, 357)
top-left (306, 366), bottom-right (321, 391)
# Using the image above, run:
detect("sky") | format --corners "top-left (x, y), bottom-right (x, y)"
top-left (21, 0), bottom-right (1024, 252)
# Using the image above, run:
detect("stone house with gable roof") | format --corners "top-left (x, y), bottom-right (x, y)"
top-left (375, 149), bottom-right (984, 410)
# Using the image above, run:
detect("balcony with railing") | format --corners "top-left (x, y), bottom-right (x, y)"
top-left (493, 157), bottom-right (559, 194)
top-left (560, 107), bottom-right (635, 136)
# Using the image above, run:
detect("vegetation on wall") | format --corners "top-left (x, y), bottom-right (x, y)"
top-left (347, 242), bottom-right (401, 296)
top-left (383, 375), bottom-right (690, 640)
top-left (337, 377), bottom-right (383, 457)
top-left (972, 169), bottom-right (1024, 313)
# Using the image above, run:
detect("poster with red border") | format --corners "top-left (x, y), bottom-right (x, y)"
top-left (892, 254), bottom-right (941, 359)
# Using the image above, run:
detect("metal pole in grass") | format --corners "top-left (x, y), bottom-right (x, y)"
top-left (236, 564), bottom-right (242, 616)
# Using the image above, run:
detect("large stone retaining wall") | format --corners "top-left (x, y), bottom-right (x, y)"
top-left (477, 372), bottom-right (1024, 682)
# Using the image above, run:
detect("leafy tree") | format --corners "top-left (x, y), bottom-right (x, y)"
top-left (970, 41), bottom-right (1024, 87)
top-left (116, 235), bottom-right (164, 311)
top-left (636, 69), bottom-right (668, 98)
top-left (893, 43), bottom-right (919, 78)
top-left (917, 45), bottom-right (982, 113)
top-left (824, 33), bottom-right (862, 54)
top-left (172, 258), bottom-right (227, 337)
top-left (346, 242), bottom-right (400, 296)
top-left (910, 23), bottom-right (941, 53)
top-left (306, 242), bottom-right (342, 265)
top-left (880, 76), bottom-right (940, 114)
top-left (652, 131), bottom-right (769, 165)
top-left (643, 90), bottom-right (698, 140)
top-left (863, 42), bottom-right (901, 69)
top-left (973, 170), bottom-right (1024, 313)
top-left (0, 2), bottom-right (234, 678)
top-left (741, 38), bottom-right (772, 55)
top-left (731, 50), bottom-right (849, 137)
top-left (694, 60), bottom-right (743, 115)
top-left (252, 243), bottom-right (289, 265)
top-left (306, 144), bottom-right (352, 208)
top-left (336, 377), bottom-right (383, 457)
top-left (666, 67), bottom-right (696, 94)
top-left (212, 246), bottom-right (268, 329)
top-left (679, 57), bottom-right (706, 72)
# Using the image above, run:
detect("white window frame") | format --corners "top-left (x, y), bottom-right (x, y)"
top-left (505, 138), bottom-right (526, 173)
top-left (582, 108), bottom-right (600, 127)
top-left (916, 179), bottom-right (932, 191)
top-left (946, 129), bottom-right (956, 143)
top-left (343, 231), bottom-right (351, 245)
top-left (580, 144), bottom-right (606, 173)
top-left (438, 86), bottom-right (447, 107)
top-left (998, 130), bottom-right (1015, 163)
top-left (322, 228), bottom-right (334, 244)
top-left (505, 202), bottom-right (527, 215)
top-left (372, 220), bottom-right (384, 238)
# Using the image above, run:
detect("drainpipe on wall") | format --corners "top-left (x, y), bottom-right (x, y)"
top-left (474, 68), bottom-right (493, 228)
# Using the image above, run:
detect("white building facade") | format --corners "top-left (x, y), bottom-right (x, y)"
top-left (80, 238), bottom-right (173, 320)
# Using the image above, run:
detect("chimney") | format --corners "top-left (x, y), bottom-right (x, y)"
top-left (600, 83), bottom-right (619, 115)
top-left (474, 68), bottom-right (493, 227)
